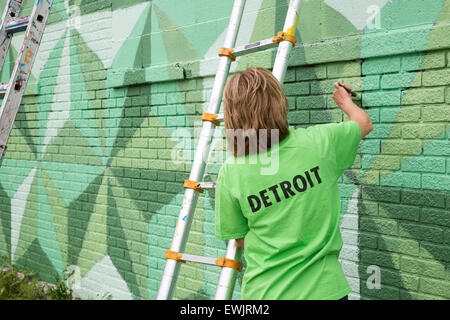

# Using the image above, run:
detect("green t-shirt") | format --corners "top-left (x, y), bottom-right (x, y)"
top-left (215, 120), bottom-right (361, 300)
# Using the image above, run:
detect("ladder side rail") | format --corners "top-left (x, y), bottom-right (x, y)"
top-left (272, 0), bottom-right (301, 82)
top-left (156, 0), bottom-right (247, 300)
top-left (0, 0), bottom-right (24, 72)
top-left (0, 0), bottom-right (54, 166)
top-left (214, 239), bottom-right (242, 300)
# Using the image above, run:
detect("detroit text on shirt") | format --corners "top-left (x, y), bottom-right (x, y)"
top-left (247, 166), bottom-right (322, 213)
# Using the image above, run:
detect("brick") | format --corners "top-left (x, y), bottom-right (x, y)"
top-left (401, 51), bottom-right (446, 71)
top-left (401, 256), bottom-right (447, 279)
top-left (422, 51), bottom-right (447, 69)
top-left (444, 229), bottom-right (450, 245)
top-left (422, 68), bottom-right (450, 86)
top-left (419, 278), bottom-right (450, 298)
top-left (360, 249), bottom-right (400, 268)
top-left (399, 222), bottom-right (443, 242)
top-left (362, 75), bottom-right (380, 90)
top-left (379, 171), bottom-right (421, 189)
top-left (310, 109), bottom-right (342, 124)
top-left (401, 87), bottom-right (445, 105)
top-left (381, 268), bottom-right (419, 291)
top-left (296, 95), bottom-right (326, 109)
top-left (296, 65), bottom-right (327, 81)
top-left (154, 105), bottom-right (177, 116)
top-left (327, 61), bottom-right (361, 78)
top-left (422, 104), bottom-right (450, 122)
top-left (359, 232), bottom-right (378, 249)
top-left (378, 235), bottom-right (419, 256)
top-left (361, 154), bottom-right (400, 170)
top-left (358, 200), bottom-right (379, 217)
top-left (400, 124), bottom-right (420, 138)
top-left (362, 90), bottom-right (401, 107)
top-left (421, 208), bottom-right (450, 227)
top-left (310, 79), bottom-right (337, 94)
top-left (381, 140), bottom-right (422, 155)
top-left (166, 92), bottom-right (186, 104)
top-left (360, 217), bottom-right (398, 236)
top-left (287, 96), bottom-right (296, 110)
top-left (283, 82), bottom-right (310, 96)
top-left (419, 242), bottom-right (450, 262)
top-left (288, 110), bottom-right (309, 124)
top-left (381, 72), bottom-right (421, 89)
top-left (367, 124), bottom-right (401, 139)
top-left (401, 189), bottom-right (446, 208)
top-left (401, 157), bottom-right (446, 173)
top-left (363, 56), bottom-right (401, 75)
top-left (338, 77), bottom-right (362, 92)
top-left (284, 68), bottom-right (296, 82)
top-left (176, 79), bottom-right (196, 91)
top-left (362, 186), bottom-right (401, 204)
top-left (418, 124), bottom-right (446, 139)
top-left (423, 140), bottom-right (450, 156)
top-left (186, 90), bottom-right (204, 102)
top-left (422, 173), bottom-right (450, 191)
top-left (378, 203), bottom-right (420, 221)
top-left (360, 140), bottom-right (380, 154)
top-left (380, 106), bottom-right (420, 123)
top-left (360, 283), bottom-right (400, 300)
top-left (365, 108), bottom-right (380, 123)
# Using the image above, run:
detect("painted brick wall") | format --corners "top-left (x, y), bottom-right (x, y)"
top-left (0, 0), bottom-right (448, 300)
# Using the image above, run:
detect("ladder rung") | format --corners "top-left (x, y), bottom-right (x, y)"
top-left (165, 251), bottom-right (243, 271)
top-left (184, 180), bottom-right (216, 193)
top-left (0, 83), bottom-right (8, 96)
top-left (5, 16), bottom-right (29, 34)
top-left (179, 253), bottom-right (218, 266)
top-left (198, 182), bottom-right (216, 190)
top-left (232, 37), bottom-right (279, 57)
top-left (215, 113), bottom-right (224, 122)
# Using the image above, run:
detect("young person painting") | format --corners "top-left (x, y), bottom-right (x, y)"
top-left (215, 67), bottom-right (373, 300)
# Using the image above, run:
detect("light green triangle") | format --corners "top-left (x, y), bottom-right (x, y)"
top-left (77, 175), bottom-right (108, 277)
top-left (13, 171), bottom-right (39, 264)
top-left (38, 169), bottom-right (65, 275)
top-left (40, 167), bottom-right (69, 265)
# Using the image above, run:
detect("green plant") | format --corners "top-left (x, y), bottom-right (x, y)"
top-left (0, 256), bottom-right (47, 300)
top-left (0, 256), bottom-right (80, 300)
top-left (47, 268), bottom-right (80, 300)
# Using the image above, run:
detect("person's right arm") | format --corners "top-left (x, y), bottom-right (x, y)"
top-left (332, 82), bottom-right (373, 139)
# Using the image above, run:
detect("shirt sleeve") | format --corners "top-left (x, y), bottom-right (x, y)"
top-left (327, 120), bottom-right (361, 177)
top-left (215, 166), bottom-right (249, 240)
top-left (306, 120), bottom-right (361, 178)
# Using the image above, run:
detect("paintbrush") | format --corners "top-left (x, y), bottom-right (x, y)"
top-left (338, 83), bottom-right (361, 100)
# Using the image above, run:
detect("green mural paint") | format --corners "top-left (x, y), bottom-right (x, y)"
top-left (37, 169), bottom-right (65, 276)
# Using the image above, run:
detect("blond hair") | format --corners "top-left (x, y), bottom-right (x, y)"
top-left (223, 67), bottom-right (290, 157)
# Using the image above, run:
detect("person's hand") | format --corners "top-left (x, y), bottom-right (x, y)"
top-left (331, 81), bottom-right (374, 139)
top-left (332, 82), bottom-right (353, 108)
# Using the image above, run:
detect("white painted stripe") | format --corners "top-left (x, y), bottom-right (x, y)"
top-left (11, 166), bottom-right (37, 262)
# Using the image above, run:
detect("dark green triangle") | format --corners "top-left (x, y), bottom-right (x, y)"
top-left (0, 182), bottom-right (11, 259)
top-left (15, 238), bottom-right (58, 284)
top-left (106, 180), bottom-right (141, 299)
top-left (67, 173), bottom-right (105, 265)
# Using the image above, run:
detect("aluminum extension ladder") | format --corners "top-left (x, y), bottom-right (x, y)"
top-left (0, 0), bottom-right (53, 167)
top-left (157, 0), bottom-right (301, 300)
